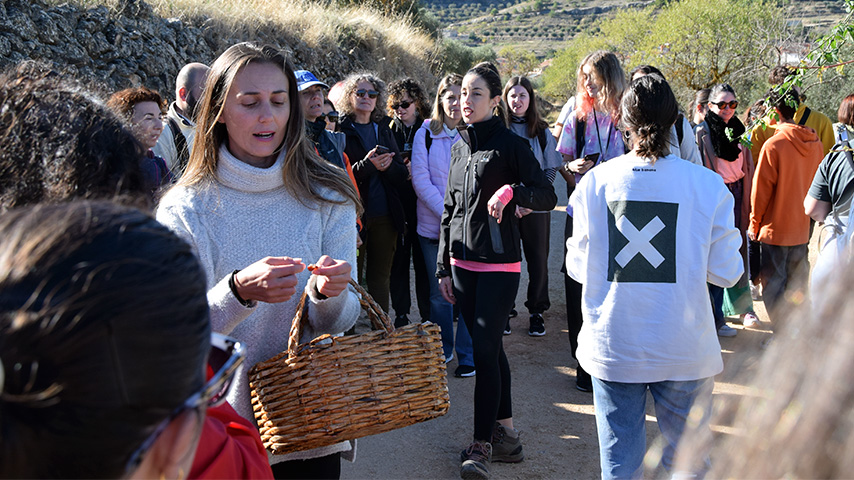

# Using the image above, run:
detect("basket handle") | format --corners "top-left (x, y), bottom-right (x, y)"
top-left (286, 279), bottom-right (394, 360)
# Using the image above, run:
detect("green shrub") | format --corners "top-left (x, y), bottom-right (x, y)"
top-left (438, 39), bottom-right (497, 75)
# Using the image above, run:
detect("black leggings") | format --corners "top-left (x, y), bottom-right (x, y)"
top-left (452, 266), bottom-right (519, 441)
top-left (563, 214), bottom-right (583, 359)
top-left (270, 452), bottom-right (341, 479)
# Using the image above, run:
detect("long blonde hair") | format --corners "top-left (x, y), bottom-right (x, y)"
top-left (429, 73), bottom-right (463, 136)
top-left (576, 51), bottom-right (625, 123)
top-left (176, 42), bottom-right (360, 212)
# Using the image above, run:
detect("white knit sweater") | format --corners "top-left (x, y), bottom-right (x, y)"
top-left (156, 145), bottom-right (360, 462)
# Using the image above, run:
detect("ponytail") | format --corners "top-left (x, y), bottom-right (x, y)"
top-left (467, 62), bottom-right (507, 125)
top-left (621, 74), bottom-right (678, 161)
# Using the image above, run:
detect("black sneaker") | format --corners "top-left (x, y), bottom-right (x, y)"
top-left (460, 441), bottom-right (491, 480)
top-left (528, 313), bottom-right (546, 337)
top-left (394, 314), bottom-right (409, 329)
top-left (508, 308), bottom-right (518, 318)
top-left (576, 365), bottom-right (593, 392)
top-left (491, 423), bottom-right (524, 463)
top-left (455, 365), bottom-right (476, 377)
top-left (503, 317), bottom-right (512, 335)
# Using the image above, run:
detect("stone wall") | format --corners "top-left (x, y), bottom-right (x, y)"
top-left (0, 0), bottom-right (437, 100)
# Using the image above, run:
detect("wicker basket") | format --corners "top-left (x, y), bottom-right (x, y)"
top-left (248, 279), bottom-right (450, 455)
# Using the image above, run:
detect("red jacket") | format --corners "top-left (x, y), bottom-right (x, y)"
top-left (189, 402), bottom-right (273, 479)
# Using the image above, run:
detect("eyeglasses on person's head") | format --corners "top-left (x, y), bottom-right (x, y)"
top-left (355, 89), bottom-right (379, 99)
top-left (709, 100), bottom-right (738, 110)
top-left (123, 332), bottom-right (245, 475)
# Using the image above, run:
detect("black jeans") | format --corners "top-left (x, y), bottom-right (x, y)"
top-left (452, 266), bottom-right (518, 441)
top-left (390, 223), bottom-right (431, 322)
top-left (270, 452), bottom-right (341, 479)
top-left (519, 211), bottom-right (551, 315)
top-left (760, 243), bottom-right (809, 324)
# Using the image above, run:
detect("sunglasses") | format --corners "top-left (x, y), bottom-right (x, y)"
top-left (124, 333), bottom-right (245, 474)
top-left (709, 100), bottom-right (739, 110)
top-left (355, 89), bottom-right (379, 99)
top-left (319, 112), bottom-right (339, 123)
top-left (391, 101), bottom-right (412, 110)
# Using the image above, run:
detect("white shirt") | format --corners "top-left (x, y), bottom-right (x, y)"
top-left (566, 153), bottom-right (743, 382)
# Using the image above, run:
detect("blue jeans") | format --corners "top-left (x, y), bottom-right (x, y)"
top-left (418, 235), bottom-right (473, 367)
top-left (592, 376), bottom-right (714, 480)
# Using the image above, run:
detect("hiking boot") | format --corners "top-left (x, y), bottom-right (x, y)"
top-left (460, 441), bottom-right (491, 480)
top-left (455, 365), bottom-right (476, 377)
top-left (528, 313), bottom-right (546, 337)
top-left (491, 423), bottom-right (524, 463)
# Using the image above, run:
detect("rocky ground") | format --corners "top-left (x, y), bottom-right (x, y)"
top-left (341, 179), bottom-right (782, 479)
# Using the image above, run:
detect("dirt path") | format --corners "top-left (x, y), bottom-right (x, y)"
top-left (341, 179), bottom-right (777, 479)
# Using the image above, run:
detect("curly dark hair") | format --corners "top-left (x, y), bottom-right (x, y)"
top-left (386, 78), bottom-right (430, 119)
top-left (0, 63), bottom-right (149, 211)
top-left (106, 86), bottom-right (166, 121)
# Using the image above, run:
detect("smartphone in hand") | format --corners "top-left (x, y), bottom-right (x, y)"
top-left (583, 152), bottom-right (601, 163)
top-left (375, 145), bottom-right (390, 155)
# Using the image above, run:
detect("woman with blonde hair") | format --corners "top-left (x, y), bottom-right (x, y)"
top-left (410, 73), bottom-right (475, 378)
top-left (338, 72), bottom-right (408, 314)
top-left (555, 50), bottom-right (627, 393)
top-left (156, 42), bottom-right (361, 478)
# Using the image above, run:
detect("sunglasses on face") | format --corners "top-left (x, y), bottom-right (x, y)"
top-left (355, 89), bottom-right (379, 99)
top-left (709, 100), bottom-right (739, 110)
top-left (124, 333), bottom-right (245, 474)
top-left (319, 112), bottom-right (339, 122)
top-left (391, 101), bottom-right (412, 110)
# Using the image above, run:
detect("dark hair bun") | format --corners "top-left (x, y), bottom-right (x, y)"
top-left (621, 74), bottom-right (679, 159)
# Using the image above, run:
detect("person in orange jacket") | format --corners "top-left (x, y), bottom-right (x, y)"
top-left (749, 87), bottom-right (825, 324)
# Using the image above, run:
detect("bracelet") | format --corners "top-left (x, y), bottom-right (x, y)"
top-left (228, 269), bottom-right (253, 307)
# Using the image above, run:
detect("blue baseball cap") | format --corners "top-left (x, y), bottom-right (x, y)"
top-left (295, 70), bottom-right (329, 91)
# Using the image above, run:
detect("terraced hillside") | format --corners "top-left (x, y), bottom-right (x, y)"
top-left (428, 0), bottom-right (848, 56)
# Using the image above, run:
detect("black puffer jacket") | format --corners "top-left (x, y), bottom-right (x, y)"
top-left (438, 116), bottom-right (557, 274)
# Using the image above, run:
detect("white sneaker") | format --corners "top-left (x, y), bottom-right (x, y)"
top-left (742, 312), bottom-right (760, 328)
top-left (717, 324), bottom-right (737, 337)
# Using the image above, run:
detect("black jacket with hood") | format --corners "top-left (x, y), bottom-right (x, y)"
top-left (438, 116), bottom-right (557, 275)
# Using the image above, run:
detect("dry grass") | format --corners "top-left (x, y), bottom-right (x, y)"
top-left (41, 0), bottom-right (441, 90)
top-left (65, 0), bottom-right (438, 67)
top-left (160, 0), bottom-right (434, 54)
